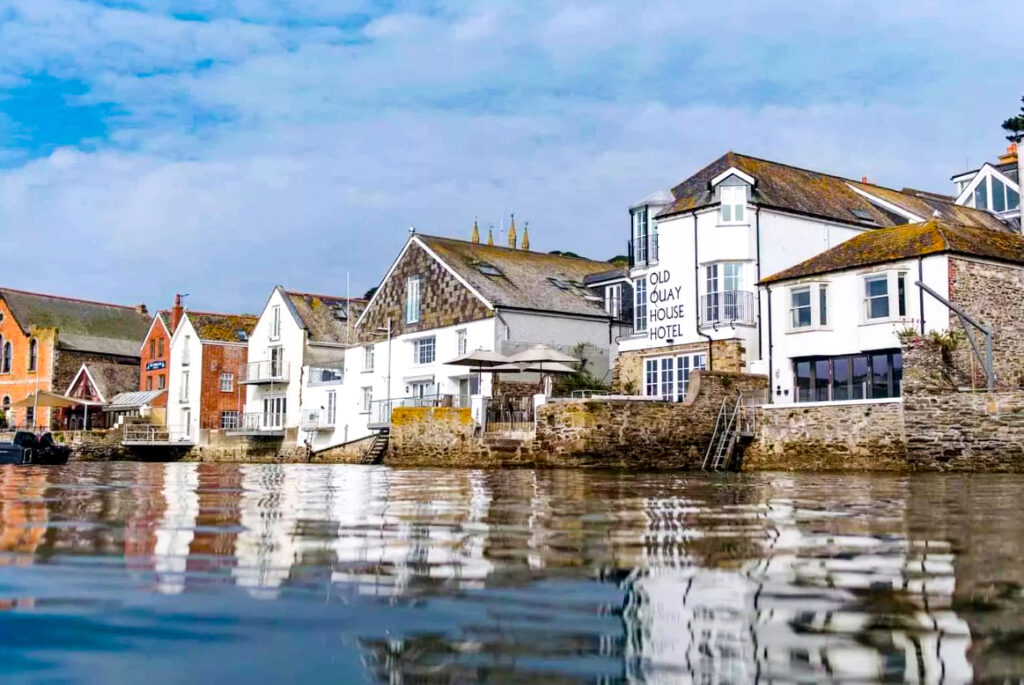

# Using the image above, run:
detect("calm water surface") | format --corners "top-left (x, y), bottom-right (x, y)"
top-left (0, 464), bottom-right (1020, 683)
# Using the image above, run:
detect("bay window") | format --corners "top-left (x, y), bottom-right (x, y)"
top-left (864, 275), bottom-right (889, 320)
top-left (790, 287), bottom-right (812, 328)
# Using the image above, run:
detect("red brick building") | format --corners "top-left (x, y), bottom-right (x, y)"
top-left (0, 288), bottom-right (151, 430)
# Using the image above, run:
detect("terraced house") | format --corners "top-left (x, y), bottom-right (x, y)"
top-left (615, 152), bottom-right (1011, 402)
top-left (0, 288), bottom-right (151, 429)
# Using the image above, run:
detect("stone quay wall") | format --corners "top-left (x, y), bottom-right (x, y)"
top-left (612, 339), bottom-right (745, 394)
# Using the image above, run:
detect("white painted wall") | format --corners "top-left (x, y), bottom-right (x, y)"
top-left (166, 315), bottom-right (204, 441)
top-left (495, 310), bottom-right (614, 382)
top-left (245, 288), bottom-right (306, 429)
top-left (764, 254), bottom-right (950, 402)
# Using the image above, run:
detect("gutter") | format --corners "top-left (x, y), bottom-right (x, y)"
top-left (694, 213), bottom-right (714, 370)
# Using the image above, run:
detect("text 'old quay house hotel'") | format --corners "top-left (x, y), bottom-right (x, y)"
top-left (618, 151), bottom-right (1015, 403)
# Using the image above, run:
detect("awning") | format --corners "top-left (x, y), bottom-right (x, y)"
top-left (12, 391), bottom-right (85, 408)
top-left (403, 374), bottom-right (436, 384)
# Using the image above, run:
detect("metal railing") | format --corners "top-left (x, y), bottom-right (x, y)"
top-left (627, 234), bottom-right (659, 268)
top-left (241, 360), bottom-right (290, 384)
top-left (368, 393), bottom-right (462, 427)
top-left (700, 290), bottom-right (756, 327)
top-left (123, 424), bottom-right (194, 444)
top-left (300, 409), bottom-right (336, 431)
top-left (485, 397), bottom-right (535, 433)
top-left (306, 367), bottom-right (344, 387)
top-left (236, 412), bottom-right (287, 432)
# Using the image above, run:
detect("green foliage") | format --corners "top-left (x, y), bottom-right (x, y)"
top-left (552, 342), bottom-right (610, 396)
top-left (896, 327), bottom-right (920, 345)
top-left (548, 250), bottom-right (584, 259)
top-left (607, 255), bottom-right (629, 267)
top-left (363, 286), bottom-right (378, 300)
top-left (1002, 95), bottom-right (1024, 140)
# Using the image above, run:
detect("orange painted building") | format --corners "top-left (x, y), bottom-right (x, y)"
top-left (140, 294), bottom-right (183, 396)
top-left (0, 288), bottom-right (151, 430)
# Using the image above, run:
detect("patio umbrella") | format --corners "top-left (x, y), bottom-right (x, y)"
top-left (12, 391), bottom-right (81, 408)
top-left (506, 345), bottom-right (581, 396)
top-left (444, 349), bottom-right (516, 397)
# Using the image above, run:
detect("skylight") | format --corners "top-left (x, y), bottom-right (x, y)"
top-left (850, 208), bottom-right (879, 225)
top-left (548, 278), bottom-right (570, 290)
top-left (333, 306), bottom-right (348, 320)
top-left (477, 264), bottom-right (504, 277)
top-left (235, 330), bottom-right (249, 342)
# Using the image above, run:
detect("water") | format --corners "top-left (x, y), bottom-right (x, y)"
top-left (0, 464), bottom-right (1020, 683)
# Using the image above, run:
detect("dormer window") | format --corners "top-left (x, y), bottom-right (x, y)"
top-left (720, 185), bottom-right (747, 224)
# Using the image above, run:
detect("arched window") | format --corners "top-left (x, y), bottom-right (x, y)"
top-left (28, 338), bottom-right (37, 372)
top-left (1, 342), bottom-right (10, 374)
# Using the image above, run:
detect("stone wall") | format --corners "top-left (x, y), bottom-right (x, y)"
top-left (357, 240), bottom-right (492, 342)
top-left (612, 338), bottom-right (745, 394)
top-left (742, 401), bottom-right (907, 471)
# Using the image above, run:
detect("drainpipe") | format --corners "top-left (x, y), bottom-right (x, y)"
top-left (694, 212), bottom-right (714, 370)
top-left (755, 205), bottom-right (763, 360)
top-left (917, 257), bottom-right (926, 335)
top-left (766, 285), bottom-right (774, 400)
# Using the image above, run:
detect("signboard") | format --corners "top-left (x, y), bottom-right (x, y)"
top-left (647, 270), bottom-right (686, 341)
top-left (146, 360), bottom-right (166, 371)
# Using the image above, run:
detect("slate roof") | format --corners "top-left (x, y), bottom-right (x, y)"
top-left (416, 235), bottom-right (613, 317)
top-left (186, 311), bottom-right (258, 343)
top-left (0, 288), bottom-right (152, 357)
top-left (284, 291), bottom-right (367, 344)
top-left (657, 152), bottom-right (1009, 232)
top-left (80, 362), bottom-right (140, 402)
top-left (761, 220), bottom-right (1024, 284)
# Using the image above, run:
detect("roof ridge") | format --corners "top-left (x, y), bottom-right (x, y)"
top-left (0, 287), bottom-right (147, 312)
top-left (417, 233), bottom-right (609, 265)
top-left (186, 309), bottom-right (259, 318)
top-left (283, 289), bottom-right (366, 302)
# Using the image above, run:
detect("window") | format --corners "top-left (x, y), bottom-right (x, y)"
top-left (720, 185), bottom-right (746, 223)
top-left (897, 273), bottom-right (907, 317)
top-left (180, 371), bottom-right (189, 402)
top-left (605, 284), bottom-right (622, 319)
top-left (635, 278), bottom-right (648, 332)
top-left (25, 406), bottom-right (34, 427)
top-left (326, 391), bottom-right (337, 425)
top-left (790, 287), bottom-right (812, 328)
top-left (633, 207), bottom-right (649, 263)
top-left (262, 396), bottom-right (286, 427)
top-left (221, 411), bottom-right (239, 430)
top-left (158, 338), bottom-right (164, 357)
top-left (182, 335), bottom-right (191, 366)
top-left (644, 354), bottom-right (706, 400)
top-left (311, 367), bottom-right (343, 384)
top-left (819, 284), bottom-right (828, 326)
top-left (361, 387), bottom-right (373, 413)
top-left (363, 345), bottom-right (375, 372)
top-left (794, 351), bottom-right (902, 402)
top-left (864, 276), bottom-right (889, 320)
top-left (974, 182), bottom-right (988, 210)
top-left (405, 276), bottom-right (421, 323)
top-left (270, 346), bottom-right (284, 377)
top-left (27, 338), bottom-right (37, 372)
top-left (150, 339), bottom-right (156, 357)
top-left (659, 358), bottom-right (675, 401)
top-left (456, 329), bottom-right (468, 356)
top-left (676, 354), bottom-right (706, 400)
top-left (220, 373), bottom-right (234, 392)
top-left (706, 263), bottom-right (743, 322)
top-left (146, 376), bottom-right (153, 391)
top-left (271, 305), bottom-right (281, 338)
top-left (414, 336), bottom-right (436, 365)
top-left (1, 396), bottom-right (9, 426)
top-left (477, 264), bottom-right (503, 277)
top-left (2, 341), bottom-right (11, 373)
top-left (645, 359), bottom-right (658, 397)
top-left (158, 374), bottom-right (166, 390)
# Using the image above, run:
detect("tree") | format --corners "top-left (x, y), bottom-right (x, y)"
top-left (363, 286), bottom-right (378, 300)
top-left (1002, 95), bottom-right (1024, 220)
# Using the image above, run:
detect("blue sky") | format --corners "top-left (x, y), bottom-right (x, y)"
top-left (0, 0), bottom-right (1022, 312)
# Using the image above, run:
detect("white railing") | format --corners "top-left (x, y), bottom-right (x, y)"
top-left (307, 367), bottom-right (344, 387)
top-left (241, 360), bottom-right (290, 384)
top-left (300, 409), bottom-right (336, 431)
top-left (123, 424), bottom-right (194, 444)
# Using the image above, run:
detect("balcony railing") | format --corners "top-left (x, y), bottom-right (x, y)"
top-left (627, 234), bottom-right (659, 268)
top-left (300, 409), bottom-right (336, 431)
top-left (226, 412), bottom-right (288, 435)
top-left (700, 290), bottom-right (756, 327)
top-left (367, 393), bottom-right (463, 429)
top-left (240, 360), bottom-right (290, 385)
top-left (307, 367), bottom-right (344, 387)
top-left (123, 424), bottom-right (194, 445)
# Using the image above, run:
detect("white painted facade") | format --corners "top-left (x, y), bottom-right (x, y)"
top-left (243, 288), bottom-right (307, 434)
top-left (620, 172), bottom-right (871, 396)
top-left (951, 159), bottom-right (1021, 225)
top-left (763, 255), bottom-right (951, 403)
top-left (166, 315), bottom-right (204, 441)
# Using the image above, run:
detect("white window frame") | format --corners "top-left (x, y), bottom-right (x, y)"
top-left (271, 305), bottom-right (282, 339)
top-left (220, 372), bottom-right (234, 392)
top-left (405, 276), bottom-right (421, 324)
top-left (787, 283), bottom-right (830, 332)
top-left (864, 274), bottom-right (891, 321)
top-left (361, 387), bottom-right (373, 414)
top-left (326, 390), bottom-right (337, 425)
top-left (182, 335), bottom-right (191, 366)
top-left (635, 277), bottom-right (648, 332)
top-left (180, 370), bottom-right (189, 402)
top-left (363, 345), bottom-right (375, 372)
top-left (719, 185), bottom-right (748, 225)
top-left (456, 329), bottom-right (468, 356)
top-left (643, 353), bottom-right (707, 401)
top-left (220, 411), bottom-right (239, 430)
top-left (605, 283), bottom-right (622, 319)
top-left (413, 336), bottom-right (436, 365)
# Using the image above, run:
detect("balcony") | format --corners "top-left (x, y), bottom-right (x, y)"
top-left (123, 424), bottom-right (194, 446)
top-left (367, 393), bottom-right (466, 429)
top-left (627, 234), bottom-right (658, 268)
top-left (240, 360), bottom-right (290, 385)
top-left (300, 409), bottom-right (336, 432)
top-left (226, 412), bottom-right (287, 436)
top-left (700, 290), bottom-right (756, 328)
top-left (307, 366), bottom-right (344, 387)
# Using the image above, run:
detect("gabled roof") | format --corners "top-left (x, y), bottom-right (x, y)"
top-left (760, 220), bottom-right (1024, 284)
top-left (414, 235), bottom-right (613, 317)
top-left (656, 152), bottom-right (1009, 231)
top-left (0, 288), bottom-right (152, 356)
top-left (283, 291), bottom-right (367, 344)
top-left (185, 311), bottom-right (258, 344)
top-left (139, 310), bottom-right (172, 352)
top-left (66, 362), bottom-right (140, 403)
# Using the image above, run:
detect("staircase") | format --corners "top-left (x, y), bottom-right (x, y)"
top-left (361, 429), bottom-right (389, 465)
top-left (703, 394), bottom-right (757, 471)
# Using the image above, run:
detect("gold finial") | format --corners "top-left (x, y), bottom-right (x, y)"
top-left (508, 213), bottom-right (517, 249)
top-left (471, 218), bottom-right (480, 243)
top-left (487, 225), bottom-right (494, 245)
top-left (522, 221), bottom-right (530, 251)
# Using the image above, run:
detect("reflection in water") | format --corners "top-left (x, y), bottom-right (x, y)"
top-left (0, 465), bottom-right (1019, 681)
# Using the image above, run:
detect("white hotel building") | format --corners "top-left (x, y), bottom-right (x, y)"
top-left (615, 151), bottom-right (1009, 403)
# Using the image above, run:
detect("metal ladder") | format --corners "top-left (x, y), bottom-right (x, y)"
top-left (703, 396), bottom-right (743, 471)
top-left (361, 429), bottom-right (389, 465)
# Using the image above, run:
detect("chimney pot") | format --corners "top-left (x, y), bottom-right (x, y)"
top-left (861, 176), bottom-right (869, 183)
top-left (171, 293), bottom-right (184, 331)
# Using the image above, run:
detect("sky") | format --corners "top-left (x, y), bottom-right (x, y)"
top-left (0, 0), bottom-right (1022, 313)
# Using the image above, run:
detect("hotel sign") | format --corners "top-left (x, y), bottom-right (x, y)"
top-left (146, 360), bottom-right (166, 371)
top-left (648, 270), bottom-right (686, 341)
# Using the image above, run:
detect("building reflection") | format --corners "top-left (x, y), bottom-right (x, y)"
top-left (153, 463), bottom-right (199, 594)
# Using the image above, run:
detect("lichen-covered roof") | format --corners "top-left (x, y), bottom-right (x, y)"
top-left (416, 235), bottom-right (613, 317)
top-left (83, 362), bottom-right (139, 401)
top-left (0, 288), bottom-right (152, 355)
top-left (187, 311), bottom-right (259, 343)
top-left (657, 152), bottom-right (1009, 232)
top-left (284, 291), bottom-right (367, 344)
top-left (761, 220), bottom-right (1024, 284)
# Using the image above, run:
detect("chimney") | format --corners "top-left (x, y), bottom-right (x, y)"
top-left (861, 176), bottom-right (869, 184)
top-left (507, 213), bottom-right (517, 249)
top-left (999, 142), bottom-right (1018, 165)
top-left (135, 303), bottom-right (148, 315)
top-left (171, 293), bottom-right (184, 332)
